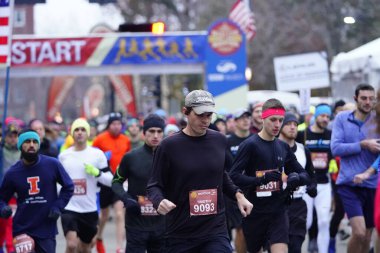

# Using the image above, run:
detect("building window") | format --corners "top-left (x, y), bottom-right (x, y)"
top-left (14, 9), bottom-right (26, 28)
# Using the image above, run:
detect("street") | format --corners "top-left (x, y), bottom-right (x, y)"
top-left (55, 211), bottom-right (350, 253)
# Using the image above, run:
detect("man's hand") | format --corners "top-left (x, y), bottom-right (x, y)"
top-left (236, 192), bottom-right (253, 217)
top-left (360, 139), bottom-right (380, 153)
top-left (306, 183), bottom-right (318, 198)
top-left (157, 199), bottom-right (176, 215)
top-left (286, 172), bottom-right (300, 190)
top-left (353, 172), bottom-right (371, 184)
top-left (0, 206), bottom-right (12, 219)
top-left (84, 163), bottom-right (100, 177)
top-left (122, 195), bottom-right (141, 216)
top-left (261, 171), bottom-right (282, 185)
top-left (353, 167), bottom-right (376, 184)
top-left (48, 207), bottom-right (61, 221)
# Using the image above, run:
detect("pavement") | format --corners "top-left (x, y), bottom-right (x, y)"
top-left (55, 211), bottom-right (351, 253)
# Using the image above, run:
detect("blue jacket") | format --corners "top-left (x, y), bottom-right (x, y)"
top-left (0, 155), bottom-right (74, 238)
top-left (331, 110), bottom-right (378, 188)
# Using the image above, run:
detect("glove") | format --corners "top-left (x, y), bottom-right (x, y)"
top-left (48, 207), bottom-right (61, 221)
top-left (306, 183), bottom-right (318, 198)
top-left (286, 172), bottom-right (300, 190)
top-left (122, 194), bottom-right (141, 216)
top-left (84, 163), bottom-right (100, 177)
top-left (261, 170), bottom-right (282, 185)
top-left (329, 159), bottom-right (338, 174)
top-left (0, 206), bottom-right (12, 218)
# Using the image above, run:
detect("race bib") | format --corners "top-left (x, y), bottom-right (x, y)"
top-left (13, 234), bottom-right (35, 253)
top-left (73, 179), bottom-right (87, 195)
top-left (311, 152), bottom-right (328, 169)
top-left (137, 196), bottom-right (159, 216)
top-left (256, 169), bottom-right (281, 197)
top-left (189, 189), bottom-right (217, 216)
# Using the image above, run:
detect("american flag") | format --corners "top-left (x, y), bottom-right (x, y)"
top-left (0, 0), bottom-right (13, 66)
top-left (229, 0), bottom-right (256, 41)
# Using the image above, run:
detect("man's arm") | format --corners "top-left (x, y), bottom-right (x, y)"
top-left (0, 174), bottom-right (14, 211)
top-left (112, 154), bottom-right (130, 199)
top-left (54, 162), bottom-right (74, 210)
top-left (285, 148), bottom-right (310, 187)
top-left (146, 146), bottom-right (171, 210)
top-left (331, 113), bottom-right (362, 157)
top-left (229, 142), bottom-right (262, 188)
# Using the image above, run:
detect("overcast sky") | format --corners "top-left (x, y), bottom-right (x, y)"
top-left (34, 0), bottom-right (124, 35)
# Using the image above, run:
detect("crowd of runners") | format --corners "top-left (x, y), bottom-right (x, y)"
top-left (1, 83), bottom-right (380, 253)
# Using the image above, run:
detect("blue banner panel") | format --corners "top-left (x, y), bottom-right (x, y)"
top-left (103, 35), bottom-right (206, 65)
top-left (206, 19), bottom-right (246, 97)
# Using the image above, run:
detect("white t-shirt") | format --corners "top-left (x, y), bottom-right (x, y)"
top-left (59, 146), bottom-right (111, 213)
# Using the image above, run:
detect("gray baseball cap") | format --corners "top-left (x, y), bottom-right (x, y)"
top-left (234, 108), bottom-right (252, 119)
top-left (185, 90), bottom-right (216, 115)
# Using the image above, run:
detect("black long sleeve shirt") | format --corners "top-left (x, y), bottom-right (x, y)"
top-left (112, 144), bottom-right (165, 230)
top-left (146, 129), bottom-right (239, 239)
top-left (230, 134), bottom-right (310, 215)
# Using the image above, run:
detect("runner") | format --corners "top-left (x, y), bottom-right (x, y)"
top-left (0, 129), bottom-right (74, 253)
top-left (297, 104), bottom-right (333, 253)
top-left (113, 114), bottom-right (166, 253)
top-left (331, 83), bottom-right (379, 253)
top-left (226, 108), bottom-right (252, 253)
top-left (92, 112), bottom-right (131, 253)
top-left (147, 90), bottom-right (253, 253)
top-left (59, 118), bottom-right (113, 253)
top-left (230, 98), bottom-right (310, 253)
top-left (279, 112), bottom-right (317, 253)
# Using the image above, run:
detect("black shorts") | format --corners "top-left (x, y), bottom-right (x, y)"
top-left (163, 234), bottom-right (232, 253)
top-left (288, 198), bottom-right (307, 237)
top-left (61, 210), bottom-right (99, 244)
top-left (99, 185), bottom-right (121, 208)
top-left (225, 197), bottom-right (243, 229)
top-left (242, 211), bottom-right (289, 253)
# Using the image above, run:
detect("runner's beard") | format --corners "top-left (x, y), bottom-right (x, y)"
top-left (21, 150), bottom-right (38, 162)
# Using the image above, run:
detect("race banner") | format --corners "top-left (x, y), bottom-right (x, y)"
top-left (10, 34), bottom-right (206, 67)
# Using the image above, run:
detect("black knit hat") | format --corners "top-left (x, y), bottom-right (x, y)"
top-left (282, 112), bottom-right (299, 126)
top-left (107, 112), bottom-right (122, 129)
top-left (143, 114), bottom-right (165, 134)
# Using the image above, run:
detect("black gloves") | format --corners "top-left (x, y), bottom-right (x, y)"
top-left (261, 171), bottom-right (282, 185)
top-left (306, 183), bottom-right (318, 198)
top-left (0, 206), bottom-right (12, 218)
top-left (122, 194), bottom-right (141, 216)
top-left (48, 207), bottom-right (61, 221)
top-left (286, 172), bottom-right (300, 190)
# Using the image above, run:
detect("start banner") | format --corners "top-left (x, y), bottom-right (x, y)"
top-left (11, 34), bottom-right (206, 67)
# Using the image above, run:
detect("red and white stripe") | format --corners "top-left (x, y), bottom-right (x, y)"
top-left (0, 0), bottom-right (13, 66)
top-left (229, 0), bottom-right (256, 41)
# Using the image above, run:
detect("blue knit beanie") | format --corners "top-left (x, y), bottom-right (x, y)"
top-left (17, 131), bottom-right (40, 150)
top-left (314, 105), bottom-right (332, 118)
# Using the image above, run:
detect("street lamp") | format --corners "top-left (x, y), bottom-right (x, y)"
top-left (343, 16), bottom-right (356, 24)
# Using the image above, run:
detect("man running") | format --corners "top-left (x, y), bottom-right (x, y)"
top-left (331, 83), bottom-right (379, 253)
top-left (0, 129), bottom-right (74, 253)
top-left (297, 104), bottom-right (333, 253)
top-left (230, 98), bottom-right (310, 253)
top-left (59, 118), bottom-right (113, 253)
top-left (147, 90), bottom-right (253, 253)
top-left (113, 114), bottom-right (166, 253)
top-left (279, 112), bottom-right (317, 253)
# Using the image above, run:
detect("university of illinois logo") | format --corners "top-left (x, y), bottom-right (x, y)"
top-left (27, 177), bottom-right (40, 195)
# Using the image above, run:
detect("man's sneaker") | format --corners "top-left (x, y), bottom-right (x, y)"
top-left (96, 239), bottom-right (105, 253)
top-left (338, 229), bottom-right (350, 241)
top-left (328, 238), bottom-right (336, 253)
top-left (308, 238), bottom-right (318, 253)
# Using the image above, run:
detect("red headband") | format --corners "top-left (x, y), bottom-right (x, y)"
top-left (261, 108), bottom-right (285, 119)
